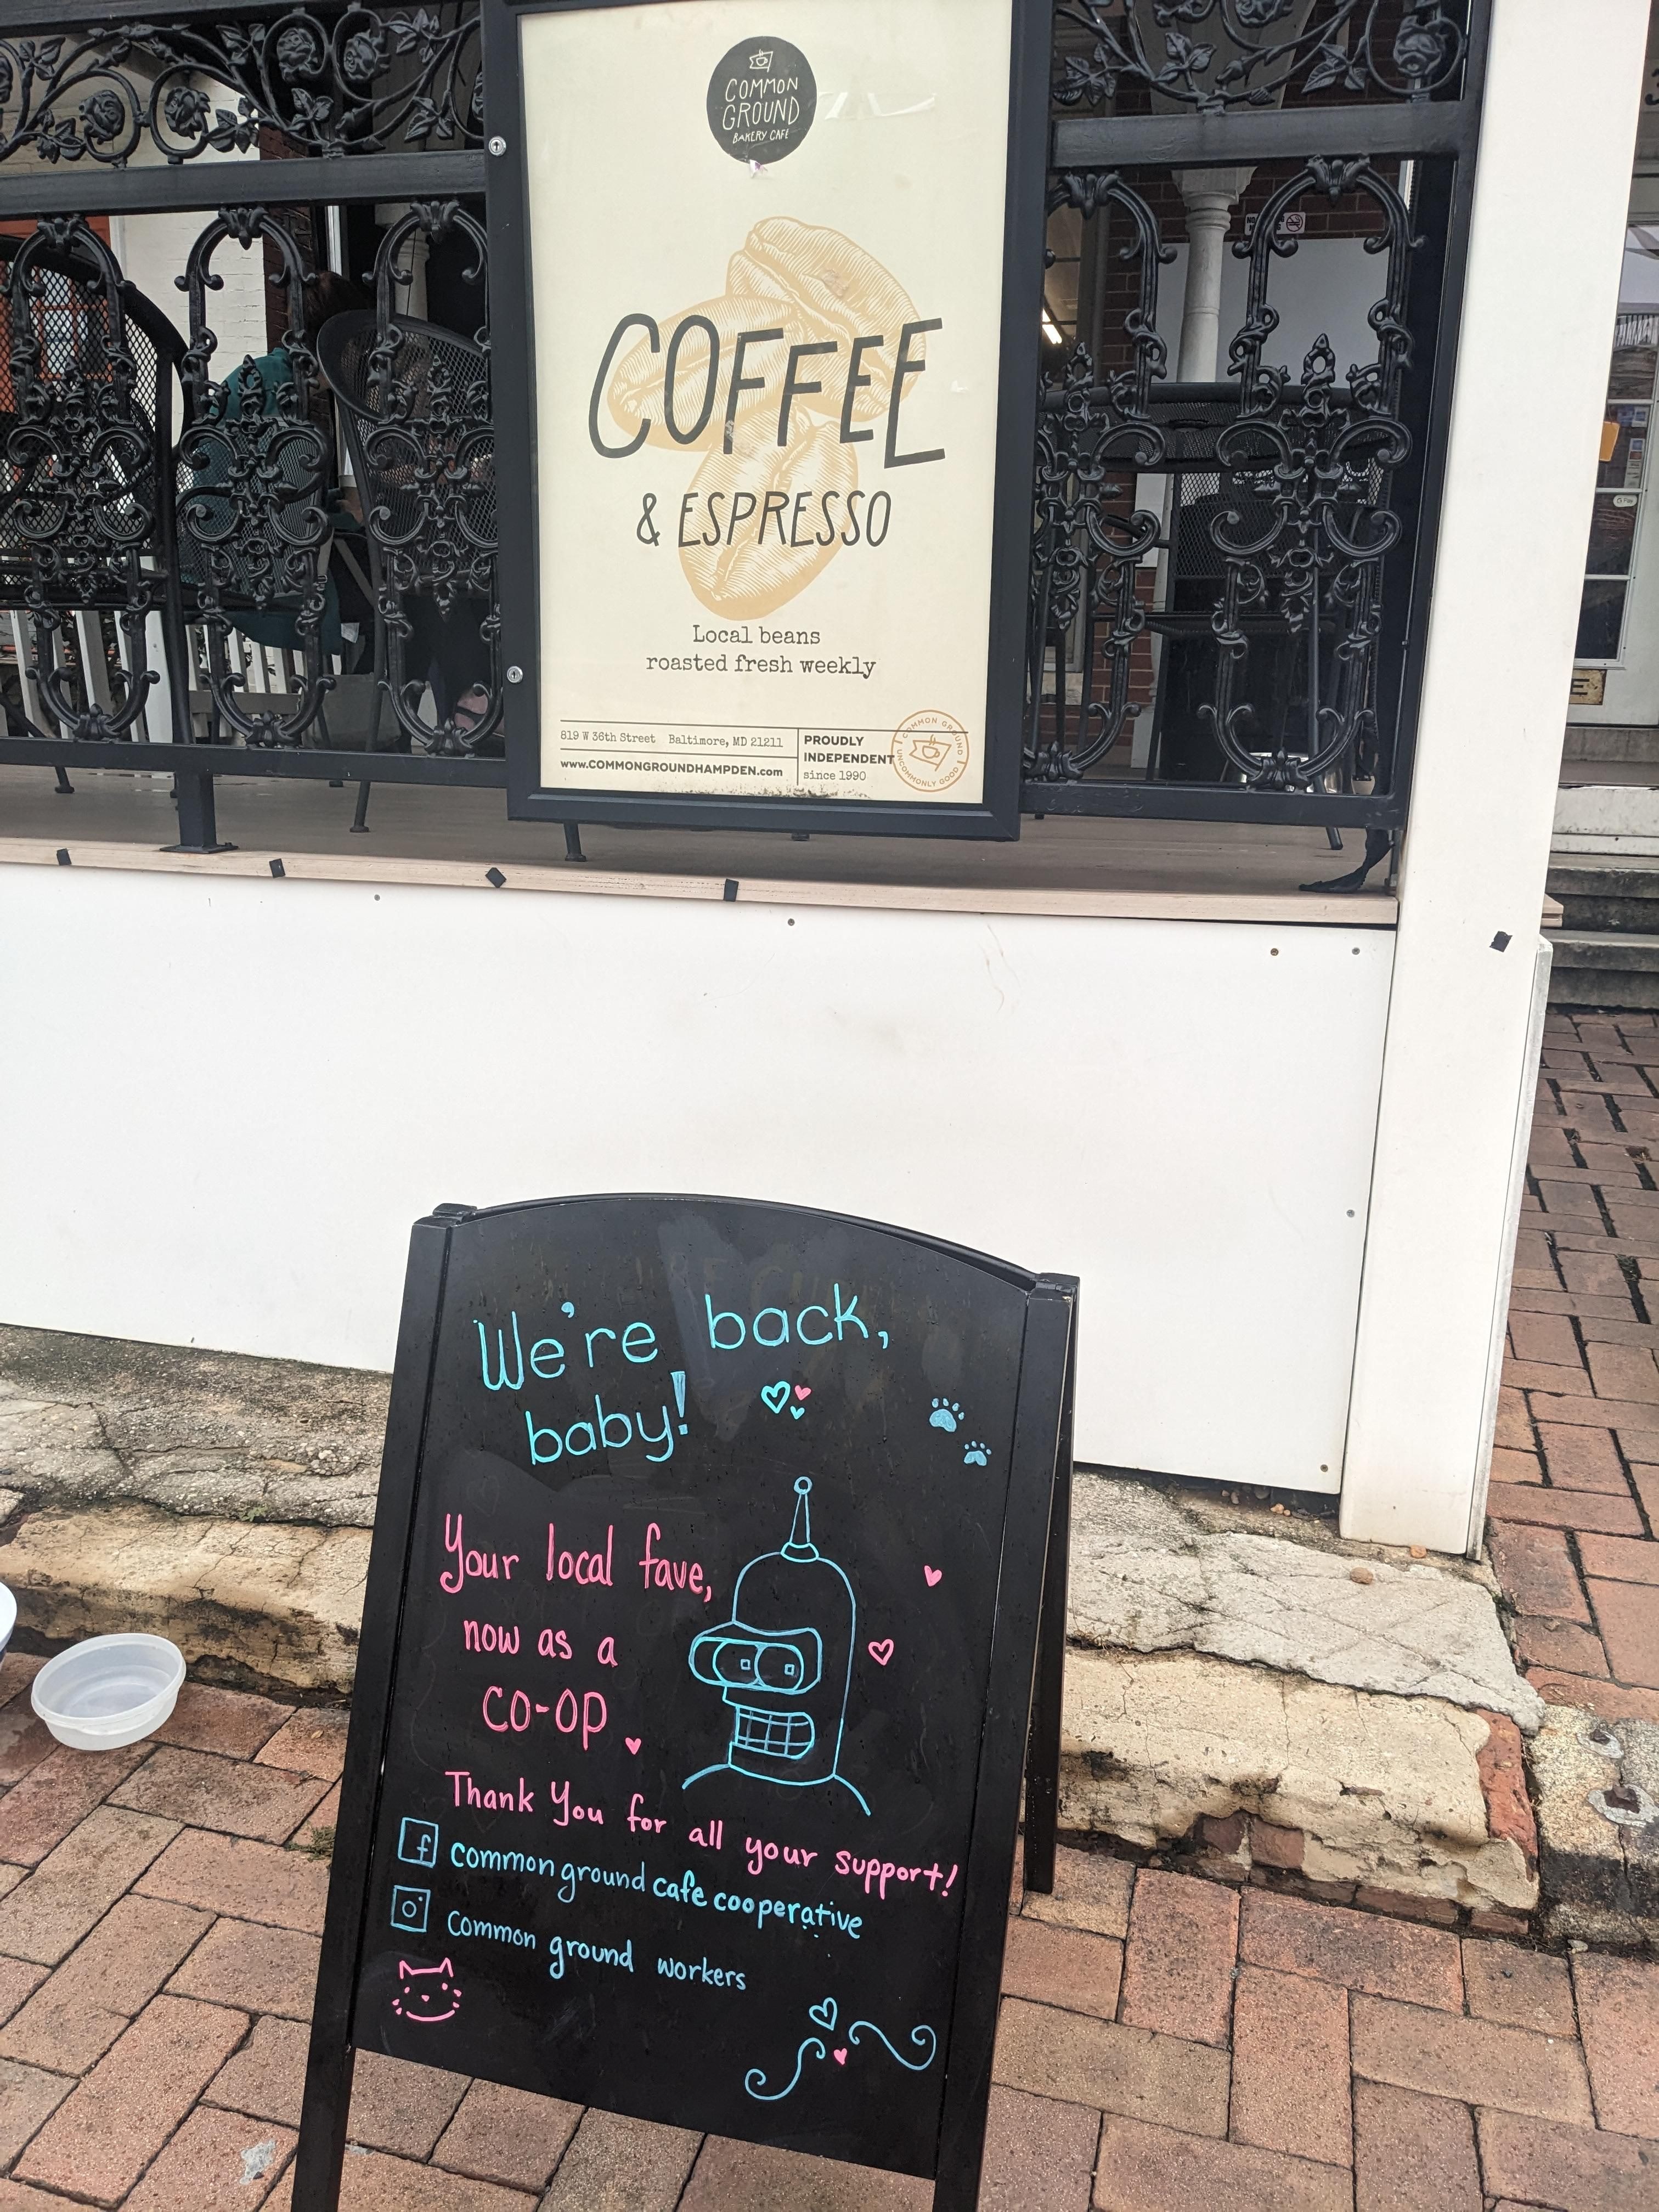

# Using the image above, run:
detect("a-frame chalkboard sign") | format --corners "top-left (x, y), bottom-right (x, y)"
top-left (293, 1195), bottom-right (1075, 2210)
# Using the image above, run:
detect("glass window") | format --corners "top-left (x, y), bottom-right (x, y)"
top-left (1578, 579), bottom-right (1628, 662)
top-left (1587, 493), bottom-right (1640, 577)
top-left (1578, 251), bottom-right (1659, 664)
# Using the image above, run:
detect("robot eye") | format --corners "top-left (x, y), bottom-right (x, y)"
top-left (754, 1644), bottom-right (803, 1689)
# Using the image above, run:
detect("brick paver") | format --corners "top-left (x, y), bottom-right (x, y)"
top-left (1461, 1942), bottom-right (1577, 2036)
top-left (109, 1748), bottom-right (330, 1844)
top-left (1493, 1011), bottom-right (1659, 1726)
top-left (0, 1894), bottom-right (209, 2073)
top-left (121, 2106), bottom-right (294, 2211)
top-left (432, 2079), bottom-right (582, 2192)
top-left (1571, 1954), bottom-right (1659, 2139)
top-left (1352, 2082), bottom-right (1484, 2212)
top-left (14, 1994), bottom-right (247, 2203)
top-left (1093, 2114), bottom-right (1351, 2212)
top-left (134, 1828), bottom-right (328, 1933)
top-left (202, 2016), bottom-right (305, 2130)
top-left (1238, 1890), bottom-right (1464, 2010)
top-left (1350, 1994), bottom-right (1593, 2125)
top-left (978, 2087), bottom-right (1099, 2212)
top-left (154, 1686), bottom-right (293, 1763)
top-left (1116, 1871), bottom-right (1237, 2046)
top-left (1476, 2108), bottom-right (1659, 2210)
top-left (1228, 1966), bottom-right (1350, 2168)
top-left (1001, 1916), bottom-right (1122, 2020)
top-left (1, 1808), bottom-right (177, 1966)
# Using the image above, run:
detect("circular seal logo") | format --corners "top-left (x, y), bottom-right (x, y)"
top-left (707, 37), bottom-right (817, 163)
top-left (892, 710), bottom-right (970, 793)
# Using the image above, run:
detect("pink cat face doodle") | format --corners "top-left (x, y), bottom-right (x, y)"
top-left (392, 1958), bottom-right (461, 2024)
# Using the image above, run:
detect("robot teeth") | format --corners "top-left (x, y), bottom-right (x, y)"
top-left (731, 1705), bottom-right (815, 1759)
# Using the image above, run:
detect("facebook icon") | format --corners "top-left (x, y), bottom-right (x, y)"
top-left (398, 1818), bottom-right (438, 1869)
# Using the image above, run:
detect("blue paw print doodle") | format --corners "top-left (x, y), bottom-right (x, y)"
top-left (962, 1440), bottom-right (989, 1467)
top-left (929, 1399), bottom-right (962, 1433)
top-left (745, 1997), bottom-right (938, 2100)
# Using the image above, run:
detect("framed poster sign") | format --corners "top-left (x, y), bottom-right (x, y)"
top-left (483, 0), bottom-right (1051, 837)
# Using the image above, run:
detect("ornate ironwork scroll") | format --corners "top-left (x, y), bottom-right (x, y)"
top-left (0, 7), bottom-right (482, 170)
top-left (1025, 172), bottom-right (1170, 782)
top-left (175, 208), bottom-right (334, 747)
top-left (1052, 0), bottom-right (1468, 114)
top-left (0, 216), bottom-right (161, 740)
top-left (1199, 156), bottom-right (1415, 790)
top-left (1028, 152), bottom-right (1419, 795)
top-left (341, 201), bottom-right (500, 757)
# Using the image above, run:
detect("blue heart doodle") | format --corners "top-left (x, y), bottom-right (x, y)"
top-left (760, 1380), bottom-right (790, 1414)
top-left (808, 1997), bottom-right (837, 2032)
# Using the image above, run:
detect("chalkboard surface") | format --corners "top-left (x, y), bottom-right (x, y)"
top-left (296, 1197), bottom-right (1074, 2210)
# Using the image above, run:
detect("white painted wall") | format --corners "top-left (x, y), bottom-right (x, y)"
top-left (1340, 0), bottom-right (1651, 1554)
top-left (0, 865), bottom-right (1391, 1494)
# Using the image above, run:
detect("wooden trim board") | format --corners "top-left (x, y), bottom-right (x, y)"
top-left (0, 835), bottom-right (1401, 927)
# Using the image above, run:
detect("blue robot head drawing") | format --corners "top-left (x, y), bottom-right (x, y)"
top-left (685, 1477), bottom-right (867, 1812)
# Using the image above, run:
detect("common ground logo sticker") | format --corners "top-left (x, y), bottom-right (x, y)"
top-left (707, 37), bottom-right (817, 163)
top-left (892, 710), bottom-right (969, 793)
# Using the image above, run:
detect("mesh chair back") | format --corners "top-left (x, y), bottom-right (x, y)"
top-left (0, 229), bottom-right (179, 610)
top-left (315, 309), bottom-right (495, 612)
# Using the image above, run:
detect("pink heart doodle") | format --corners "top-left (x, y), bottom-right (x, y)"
top-left (833, 2047), bottom-right (847, 2064)
top-left (924, 1565), bottom-right (943, 1587)
top-left (867, 1639), bottom-right (894, 1666)
top-left (625, 1737), bottom-right (642, 1755)
top-left (794, 1385), bottom-right (811, 1401)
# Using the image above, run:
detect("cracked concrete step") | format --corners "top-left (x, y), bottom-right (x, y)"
top-left (0, 1501), bottom-right (368, 1695)
top-left (1066, 1472), bottom-right (1540, 1732)
top-left (0, 1324), bottom-right (386, 1528)
top-left (1060, 1647), bottom-right (1538, 1916)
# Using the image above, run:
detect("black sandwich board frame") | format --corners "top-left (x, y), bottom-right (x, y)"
top-left (483, 0), bottom-right (1052, 841)
top-left (292, 1196), bottom-right (1076, 2211)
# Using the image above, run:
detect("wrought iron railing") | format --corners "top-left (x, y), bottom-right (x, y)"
top-left (0, 0), bottom-right (1488, 861)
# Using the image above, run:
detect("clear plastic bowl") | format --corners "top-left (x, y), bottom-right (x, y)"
top-left (0, 1582), bottom-right (14, 1660)
top-left (31, 1633), bottom-right (185, 1751)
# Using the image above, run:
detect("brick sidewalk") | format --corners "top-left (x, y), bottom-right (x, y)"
top-left (1497, 1008), bottom-right (1659, 1720)
top-left (0, 1669), bottom-right (1655, 2210)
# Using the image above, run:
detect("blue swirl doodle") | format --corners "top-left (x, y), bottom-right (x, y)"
top-left (848, 2020), bottom-right (938, 2072)
top-left (743, 2010), bottom-right (938, 2102)
top-left (744, 2035), bottom-right (826, 2101)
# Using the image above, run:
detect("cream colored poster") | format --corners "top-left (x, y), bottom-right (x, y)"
top-left (521, 0), bottom-right (1013, 805)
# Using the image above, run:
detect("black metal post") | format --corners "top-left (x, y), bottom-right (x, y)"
top-left (292, 1217), bottom-right (454, 2212)
top-left (932, 1276), bottom-right (1077, 2212)
top-left (1023, 1297), bottom-right (1076, 1898)
top-left (168, 769), bottom-right (232, 854)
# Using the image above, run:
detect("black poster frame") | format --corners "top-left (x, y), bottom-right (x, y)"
top-left (483, 0), bottom-right (1052, 840)
top-left (292, 1196), bottom-right (1075, 2211)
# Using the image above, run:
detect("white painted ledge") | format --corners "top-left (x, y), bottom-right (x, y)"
top-left (0, 834), bottom-right (1398, 929)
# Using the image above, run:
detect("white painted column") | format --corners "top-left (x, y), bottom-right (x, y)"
top-left (1340, 0), bottom-right (1650, 1553)
top-left (1134, 167), bottom-right (1255, 769)
top-left (1173, 167), bottom-right (1254, 381)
